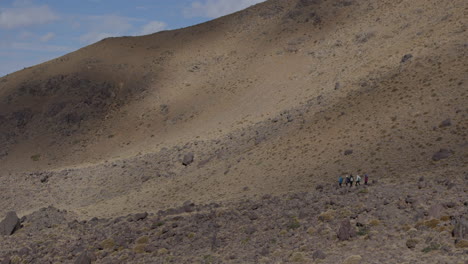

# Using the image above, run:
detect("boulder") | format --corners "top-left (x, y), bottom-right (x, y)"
top-left (344, 150), bottom-right (353, 155)
top-left (439, 119), bottom-right (451, 128)
top-left (133, 212), bottom-right (148, 221)
top-left (182, 153), bottom-right (194, 166)
top-left (312, 250), bottom-right (326, 260)
top-left (432, 149), bottom-right (453, 161)
top-left (75, 252), bottom-right (91, 264)
top-left (0, 212), bottom-right (20, 236)
top-left (337, 219), bottom-right (356, 241)
top-left (401, 54), bottom-right (413, 63)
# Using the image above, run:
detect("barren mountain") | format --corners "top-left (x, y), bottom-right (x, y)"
top-left (0, 0), bottom-right (467, 263)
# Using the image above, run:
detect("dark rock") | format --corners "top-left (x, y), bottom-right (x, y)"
top-left (133, 212), bottom-right (148, 221)
top-left (452, 217), bottom-right (468, 239)
top-left (1, 257), bottom-right (11, 264)
top-left (182, 153), bottom-right (194, 166)
top-left (401, 54), bottom-right (413, 63)
top-left (312, 250), bottom-right (326, 260)
top-left (444, 202), bottom-right (457, 208)
top-left (0, 212), bottom-right (20, 236)
top-left (75, 252), bottom-right (91, 264)
top-left (337, 219), bottom-right (356, 241)
top-left (245, 226), bottom-right (257, 235)
top-left (334, 82), bottom-right (341, 90)
top-left (248, 212), bottom-right (258, 221)
top-left (406, 239), bottom-right (418, 249)
top-left (439, 119), bottom-right (452, 128)
top-left (344, 149), bottom-right (353, 155)
top-left (432, 149), bottom-right (453, 161)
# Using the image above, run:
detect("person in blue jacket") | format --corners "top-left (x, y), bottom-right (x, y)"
top-left (338, 175), bottom-right (344, 187)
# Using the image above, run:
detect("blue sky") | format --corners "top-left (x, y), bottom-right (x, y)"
top-left (0, 0), bottom-right (265, 77)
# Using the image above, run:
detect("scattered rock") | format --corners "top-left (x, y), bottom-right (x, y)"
top-left (342, 255), bottom-right (362, 264)
top-left (182, 153), bottom-right (194, 166)
top-left (406, 239), bottom-right (418, 249)
top-left (0, 212), bottom-right (20, 236)
top-left (133, 212), bottom-right (148, 222)
top-left (439, 119), bottom-right (451, 128)
top-left (337, 219), bottom-right (356, 241)
top-left (401, 54), bottom-right (413, 63)
top-left (334, 82), bottom-right (341, 90)
top-left (75, 252), bottom-right (92, 264)
top-left (432, 149), bottom-right (453, 161)
top-left (312, 250), bottom-right (326, 260)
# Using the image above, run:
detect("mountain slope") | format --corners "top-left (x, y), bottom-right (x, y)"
top-left (0, 0), bottom-right (466, 219)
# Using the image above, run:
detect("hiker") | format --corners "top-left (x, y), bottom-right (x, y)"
top-left (338, 175), bottom-right (343, 187)
top-left (356, 174), bottom-right (361, 186)
top-left (364, 174), bottom-right (369, 185)
top-left (345, 175), bottom-right (350, 186)
top-left (349, 174), bottom-right (354, 187)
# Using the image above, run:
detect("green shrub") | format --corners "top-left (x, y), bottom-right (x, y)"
top-left (31, 154), bottom-right (41, 161)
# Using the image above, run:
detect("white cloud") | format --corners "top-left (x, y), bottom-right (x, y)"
top-left (139, 21), bottom-right (167, 35)
top-left (79, 15), bottom-right (134, 44)
top-left (0, 4), bottom-right (59, 29)
top-left (40, 32), bottom-right (55, 42)
top-left (184, 0), bottom-right (265, 18)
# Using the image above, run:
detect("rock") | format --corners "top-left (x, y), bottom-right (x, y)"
top-left (75, 252), bottom-right (91, 264)
top-left (401, 54), bottom-right (413, 63)
top-left (342, 255), bottom-right (362, 264)
top-left (1, 257), bottom-right (11, 264)
top-left (182, 153), bottom-right (194, 166)
top-left (428, 204), bottom-right (444, 219)
top-left (312, 250), bottom-right (326, 260)
top-left (245, 226), bottom-right (257, 235)
top-left (334, 82), bottom-right (341, 90)
top-left (133, 212), bottom-right (148, 221)
top-left (337, 219), bottom-right (356, 241)
top-left (439, 119), bottom-right (451, 128)
top-left (452, 217), bottom-right (468, 239)
top-left (432, 149), bottom-right (453, 161)
top-left (344, 150), bottom-right (353, 155)
top-left (0, 211), bottom-right (20, 236)
top-left (406, 239), bottom-right (418, 249)
top-left (444, 201), bottom-right (456, 208)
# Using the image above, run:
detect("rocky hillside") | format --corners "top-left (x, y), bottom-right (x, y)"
top-left (1, 173), bottom-right (467, 263)
top-left (0, 0), bottom-right (467, 262)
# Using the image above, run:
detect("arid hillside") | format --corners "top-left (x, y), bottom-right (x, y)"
top-left (1, 0), bottom-right (467, 263)
top-left (0, 0), bottom-right (466, 227)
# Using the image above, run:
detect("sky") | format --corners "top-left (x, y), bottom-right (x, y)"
top-left (0, 0), bottom-right (265, 77)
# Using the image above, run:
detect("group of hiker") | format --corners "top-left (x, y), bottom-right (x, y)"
top-left (338, 174), bottom-right (368, 187)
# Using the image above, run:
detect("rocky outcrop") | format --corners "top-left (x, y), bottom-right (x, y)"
top-left (0, 212), bottom-right (20, 236)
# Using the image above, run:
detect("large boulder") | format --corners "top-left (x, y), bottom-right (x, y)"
top-left (337, 219), bottom-right (356, 241)
top-left (0, 212), bottom-right (20, 236)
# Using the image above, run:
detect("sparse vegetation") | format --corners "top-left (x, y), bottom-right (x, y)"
top-left (30, 154), bottom-right (41, 161)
